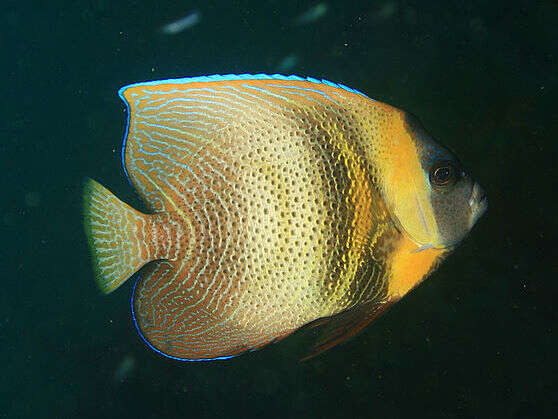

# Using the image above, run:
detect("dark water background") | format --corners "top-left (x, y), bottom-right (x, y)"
top-left (2, 0), bottom-right (556, 417)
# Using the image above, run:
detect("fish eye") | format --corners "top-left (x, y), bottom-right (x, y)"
top-left (429, 162), bottom-right (456, 187)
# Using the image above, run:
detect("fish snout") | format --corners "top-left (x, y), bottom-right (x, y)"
top-left (468, 182), bottom-right (487, 227)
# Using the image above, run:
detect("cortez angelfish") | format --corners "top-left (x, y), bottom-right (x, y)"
top-left (83, 74), bottom-right (487, 360)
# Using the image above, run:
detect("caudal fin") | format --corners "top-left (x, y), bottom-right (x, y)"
top-left (83, 178), bottom-right (151, 294)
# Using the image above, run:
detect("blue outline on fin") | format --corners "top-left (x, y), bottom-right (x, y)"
top-left (117, 73), bottom-right (371, 192)
top-left (131, 275), bottom-right (236, 361)
top-left (118, 91), bottom-right (134, 187)
top-left (118, 73), bottom-right (369, 99)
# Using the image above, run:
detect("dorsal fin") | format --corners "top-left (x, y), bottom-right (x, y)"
top-left (117, 74), bottom-right (371, 212)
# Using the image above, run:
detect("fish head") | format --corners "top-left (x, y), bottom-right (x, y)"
top-left (376, 111), bottom-right (487, 251)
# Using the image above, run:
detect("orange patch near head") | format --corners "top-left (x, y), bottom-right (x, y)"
top-left (387, 235), bottom-right (445, 299)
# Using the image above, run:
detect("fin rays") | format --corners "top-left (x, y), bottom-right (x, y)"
top-left (83, 178), bottom-right (151, 293)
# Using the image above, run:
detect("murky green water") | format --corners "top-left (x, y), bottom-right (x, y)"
top-left (2, 1), bottom-right (555, 417)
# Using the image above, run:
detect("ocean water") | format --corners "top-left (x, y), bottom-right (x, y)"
top-left (2, 0), bottom-right (556, 417)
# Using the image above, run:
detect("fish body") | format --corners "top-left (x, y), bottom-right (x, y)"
top-left (83, 74), bottom-right (486, 360)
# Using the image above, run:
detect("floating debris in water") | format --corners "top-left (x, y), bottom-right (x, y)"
top-left (293, 3), bottom-right (328, 25)
top-left (277, 54), bottom-right (299, 72)
top-left (372, 1), bottom-right (397, 21)
top-left (113, 354), bottom-right (135, 383)
top-left (24, 191), bottom-right (41, 207)
top-left (161, 10), bottom-right (201, 35)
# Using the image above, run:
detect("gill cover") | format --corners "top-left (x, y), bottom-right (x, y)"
top-left (374, 110), bottom-right (442, 250)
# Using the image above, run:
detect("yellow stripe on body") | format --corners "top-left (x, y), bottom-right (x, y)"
top-left (372, 108), bottom-right (440, 248)
top-left (322, 128), bottom-right (380, 313)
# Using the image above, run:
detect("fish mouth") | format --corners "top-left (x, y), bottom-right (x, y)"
top-left (469, 182), bottom-right (487, 227)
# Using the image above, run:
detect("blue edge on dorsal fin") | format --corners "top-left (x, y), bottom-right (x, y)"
top-left (118, 74), bottom-right (370, 190)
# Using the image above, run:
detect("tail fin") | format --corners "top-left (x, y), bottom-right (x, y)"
top-left (83, 178), bottom-right (151, 294)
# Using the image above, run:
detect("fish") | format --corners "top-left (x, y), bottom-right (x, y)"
top-left (83, 74), bottom-right (487, 361)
